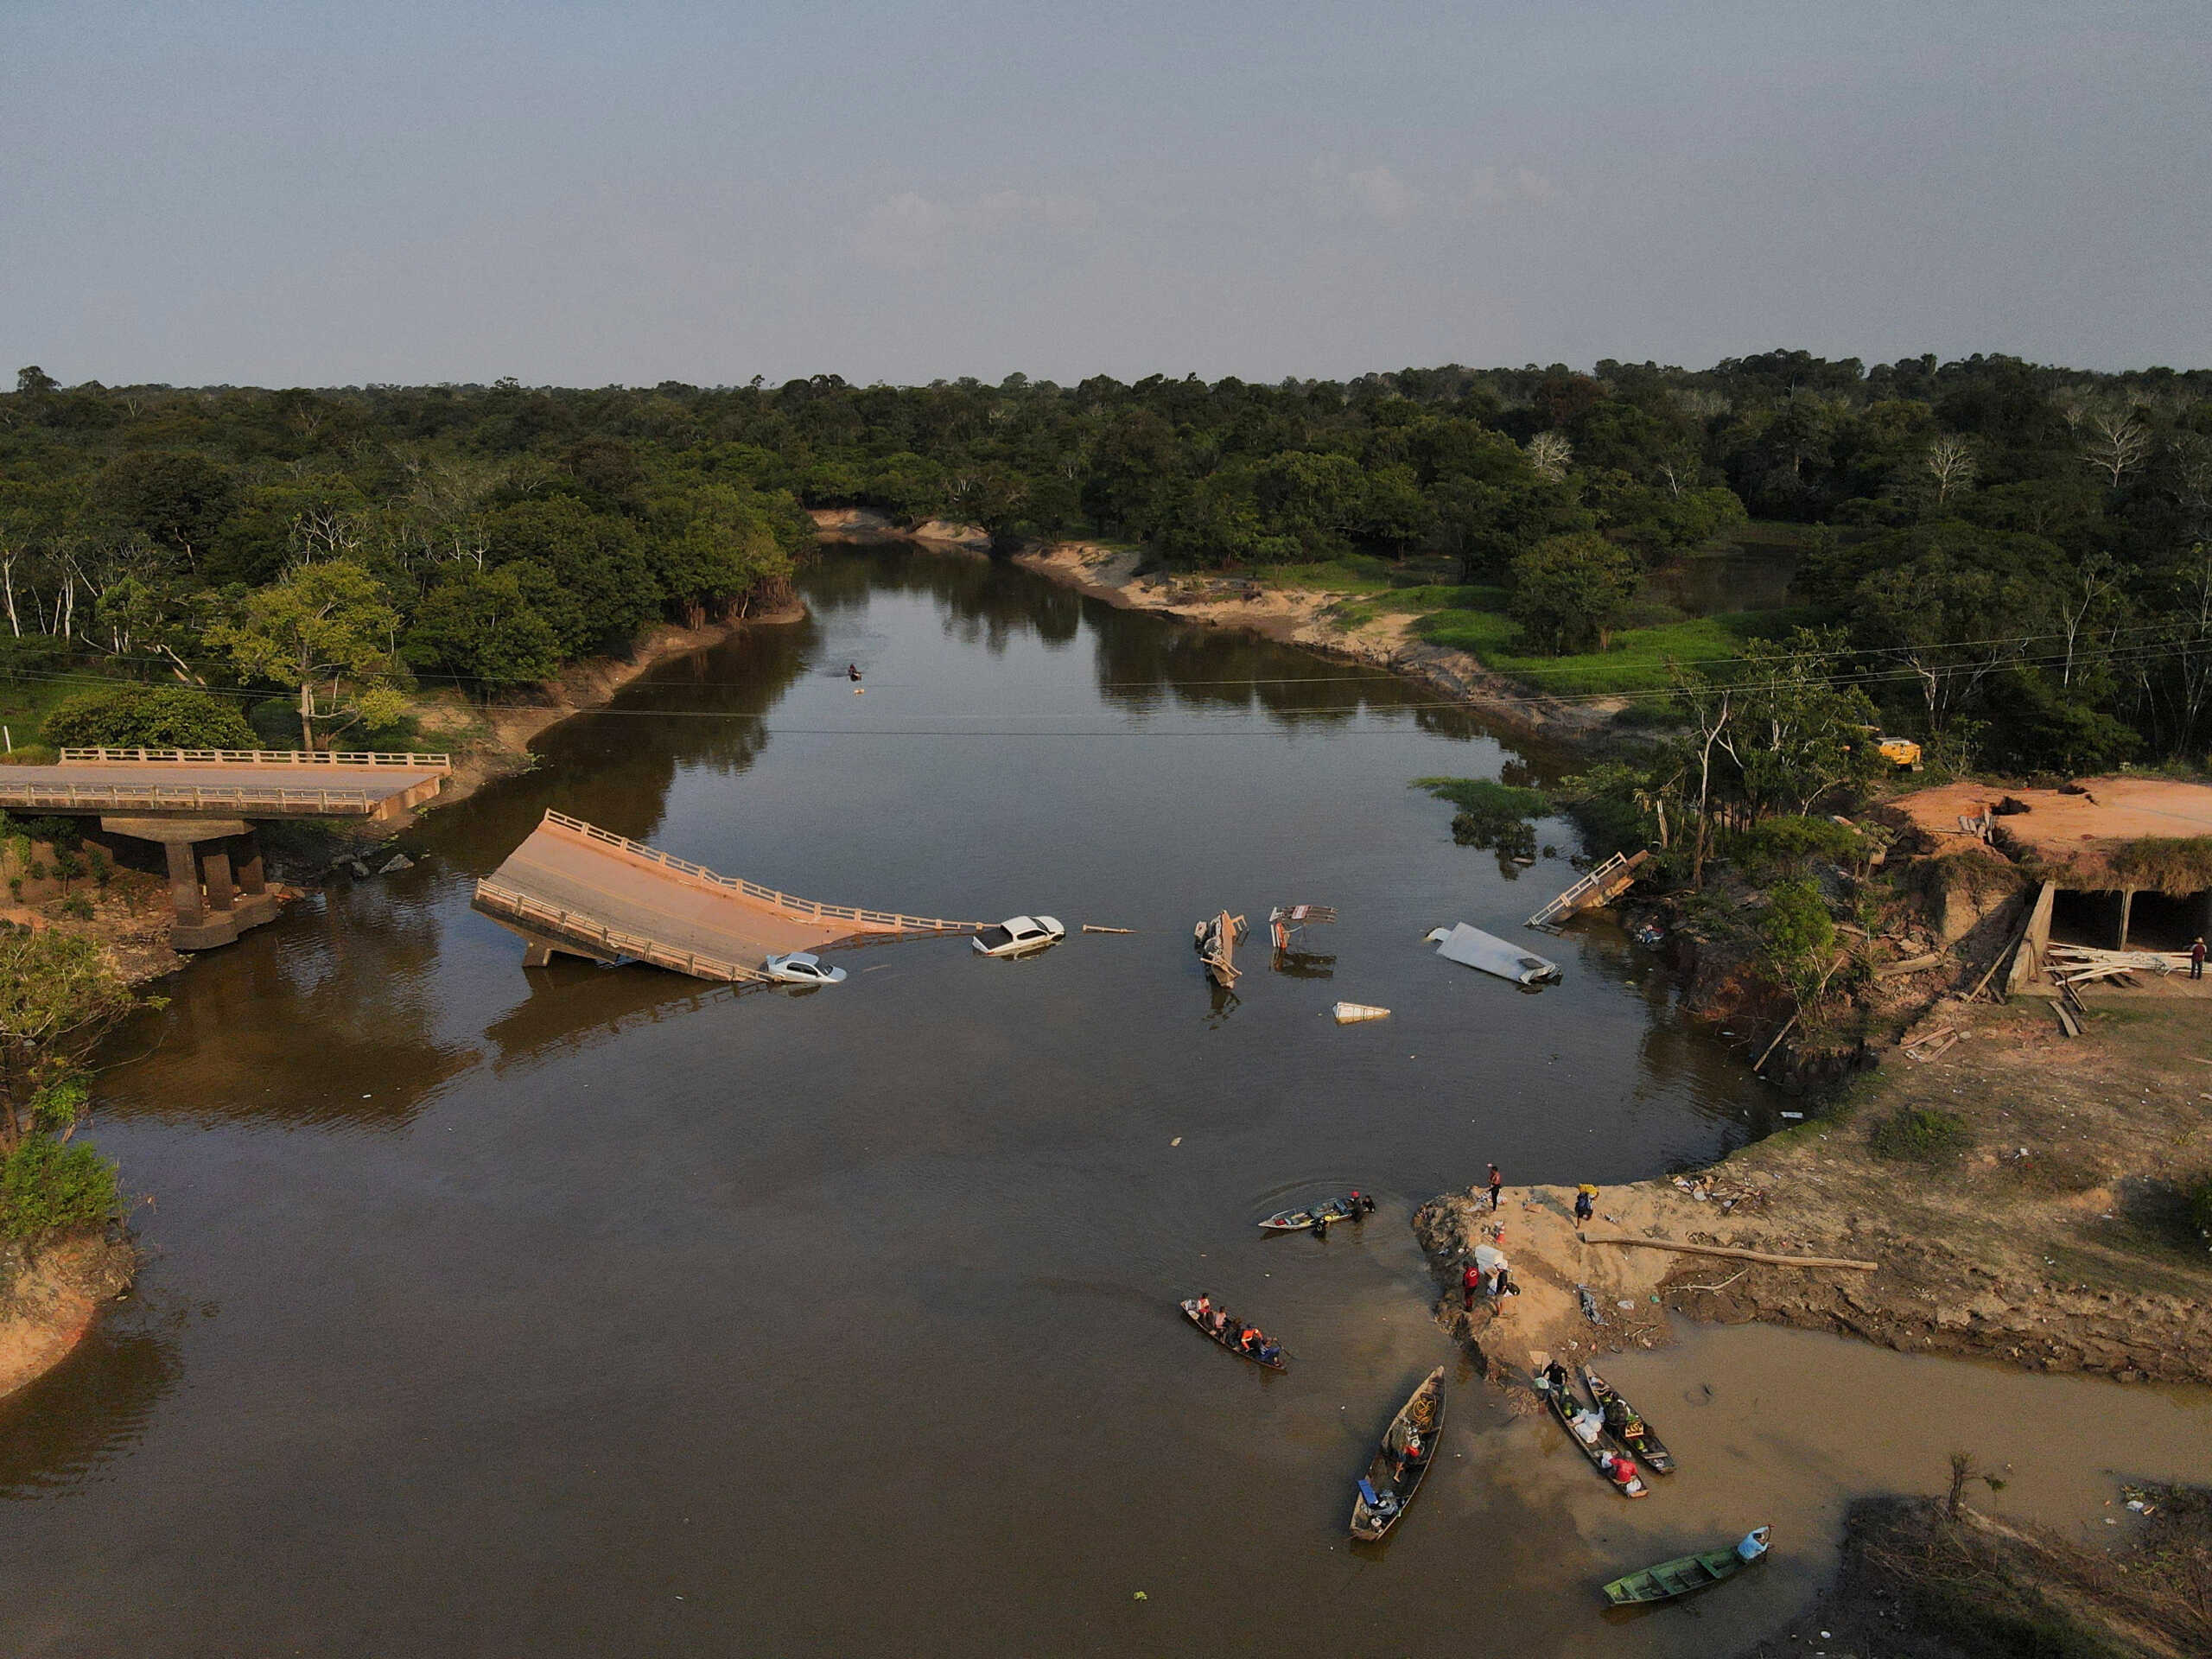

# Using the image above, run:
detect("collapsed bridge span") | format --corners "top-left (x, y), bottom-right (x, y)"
top-left (472, 810), bottom-right (984, 982)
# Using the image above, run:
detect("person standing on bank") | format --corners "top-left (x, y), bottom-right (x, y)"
top-left (1574, 1185), bottom-right (1596, 1224)
top-left (2192, 937), bottom-right (2206, 981)
top-left (1462, 1261), bottom-right (1483, 1311)
top-left (1486, 1163), bottom-right (1503, 1211)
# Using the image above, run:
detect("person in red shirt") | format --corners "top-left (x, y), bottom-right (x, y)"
top-left (1462, 1262), bottom-right (1483, 1310)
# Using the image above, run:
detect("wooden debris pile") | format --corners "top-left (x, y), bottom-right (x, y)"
top-left (2047, 943), bottom-right (2190, 987)
top-left (1903, 1023), bottom-right (1963, 1061)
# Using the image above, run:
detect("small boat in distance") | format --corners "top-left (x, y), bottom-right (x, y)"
top-left (1350, 1367), bottom-right (1446, 1541)
top-left (1603, 1529), bottom-right (1771, 1605)
top-left (1584, 1365), bottom-right (1676, 1474)
top-left (1331, 1001), bottom-right (1390, 1023)
top-left (1425, 923), bottom-right (1560, 986)
top-left (1179, 1299), bottom-right (1286, 1370)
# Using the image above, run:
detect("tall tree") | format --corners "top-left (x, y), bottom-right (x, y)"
top-left (209, 560), bottom-right (408, 749)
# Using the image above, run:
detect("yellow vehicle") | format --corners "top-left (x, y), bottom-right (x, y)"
top-left (1849, 728), bottom-right (1923, 772)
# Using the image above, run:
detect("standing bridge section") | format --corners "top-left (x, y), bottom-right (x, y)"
top-left (473, 810), bottom-right (984, 982)
top-left (0, 748), bottom-right (451, 948)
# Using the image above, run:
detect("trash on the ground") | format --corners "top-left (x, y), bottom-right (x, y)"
top-left (379, 854), bottom-right (414, 874)
top-left (1332, 1001), bottom-right (1390, 1023)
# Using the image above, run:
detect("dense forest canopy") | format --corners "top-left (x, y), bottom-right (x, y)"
top-left (2, 353), bottom-right (2209, 768)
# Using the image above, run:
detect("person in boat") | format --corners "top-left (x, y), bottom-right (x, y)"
top-left (1311, 1208), bottom-right (1331, 1237)
top-left (1193, 1294), bottom-right (1213, 1324)
top-left (1541, 1360), bottom-right (1572, 1396)
top-left (1395, 1431), bottom-right (1425, 1479)
top-left (1239, 1326), bottom-right (1267, 1357)
top-left (846, 663), bottom-right (862, 681)
top-left (1256, 1336), bottom-right (1282, 1365)
top-left (1221, 1316), bottom-right (1243, 1344)
top-left (1598, 1450), bottom-right (1640, 1490)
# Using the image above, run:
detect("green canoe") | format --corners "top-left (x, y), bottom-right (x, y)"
top-left (1602, 1527), bottom-right (1770, 1606)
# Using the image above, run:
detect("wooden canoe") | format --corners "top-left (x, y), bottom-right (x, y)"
top-left (1350, 1367), bottom-right (1446, 1541)
top-left (1603, 1528), bottom-right (1770, 1605)
top-left (1538, 1369), bottom-right (1647, 1497)
top-left (1583, 1366), bottom-right (1676, 1474)
top-left (1179, 1300), bottom-right (1286, 1370)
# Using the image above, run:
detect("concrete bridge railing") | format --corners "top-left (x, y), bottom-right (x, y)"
top-left (543, 810), bottom-right (982, 933)
top-left (60, 747), bottom-right (452, 769)
top-left (473, 879), bottom-right (766, 983)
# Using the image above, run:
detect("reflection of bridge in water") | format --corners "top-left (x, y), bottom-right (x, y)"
top-left (0, 748), bottom-right (450, 948)
top-left (473, 810), bottom-right (984, 982)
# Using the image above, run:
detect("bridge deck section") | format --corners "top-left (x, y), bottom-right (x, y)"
top-left (0, 750), bottom-right (450, 818)
top-left (473, 810), bottom-right (982, 982)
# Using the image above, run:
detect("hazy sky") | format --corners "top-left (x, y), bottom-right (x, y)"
top-left (5, 1), bottom-right (2208, 387)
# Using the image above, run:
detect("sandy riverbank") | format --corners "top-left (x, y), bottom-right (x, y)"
top-left (1014, 540), bottom-right (1623, 741)
top-left (1418, 991), bottom-right (2212, 1390)
top-left (0, 1230), bottom-right (136, 1405)
top-left (803, 512), bottom-right (1622, 740)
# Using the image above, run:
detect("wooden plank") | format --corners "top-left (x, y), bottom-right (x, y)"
top-left (1876, 953), bottom-right (1943, 978)
top-left (1578, 1231), bottom-right (1878, 1272)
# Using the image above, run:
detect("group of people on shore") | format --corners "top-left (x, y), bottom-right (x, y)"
top-left (1458, 1173), bottom-right (1602, 1309)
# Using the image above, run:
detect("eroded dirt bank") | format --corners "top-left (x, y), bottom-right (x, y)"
top-left (1739, 1491), bottom-right (2212, 1659)
top-left (412, 606), bottom-right (808, 813)
top-left (1418, 993), bottom-right (2212, 1389)
top-left (0, 1230), bottom-right (136, 1403)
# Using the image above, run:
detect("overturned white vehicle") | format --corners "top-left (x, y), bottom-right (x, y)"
top-left (1425, 923), bottom-right (1560, 986)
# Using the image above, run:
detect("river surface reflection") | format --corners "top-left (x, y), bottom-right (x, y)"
top-left (1, 548), bottom-right (2200, 1656)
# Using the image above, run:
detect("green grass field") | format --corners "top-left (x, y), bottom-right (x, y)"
top-left (1416, 604), bottom-right (1827, 696)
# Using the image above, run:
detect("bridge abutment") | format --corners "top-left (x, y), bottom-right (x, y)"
top-left (106, 817), bottom-right (282, 950)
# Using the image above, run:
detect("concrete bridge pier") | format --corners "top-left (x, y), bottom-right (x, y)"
top-left (103, 817), bottom-right (282, 950)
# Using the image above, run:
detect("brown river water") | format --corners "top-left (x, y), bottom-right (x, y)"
top-left (2, 548), bottom-right (2204, 1656)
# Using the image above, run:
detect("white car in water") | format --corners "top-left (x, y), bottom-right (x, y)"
top-left (762, 951), bottom-right (849, 987)
top-left (972, 915), bottom-right (1065, 958)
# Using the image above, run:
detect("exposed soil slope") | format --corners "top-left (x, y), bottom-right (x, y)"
top-left (1419, 994), bottom-right (2212, 1387)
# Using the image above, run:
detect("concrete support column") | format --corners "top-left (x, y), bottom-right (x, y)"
top-left (234, 832), bottom-right (266, 896)
top-left (165, 841), bottom-right (205, 925)
top-left (200, 845), bottom-right (235, 912)
top-left (2117, 887), bottom-right (2135, 950)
